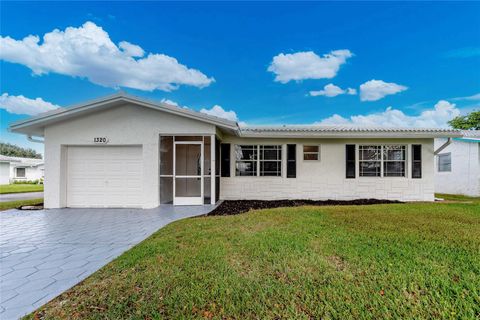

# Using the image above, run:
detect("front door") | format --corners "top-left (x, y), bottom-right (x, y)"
top-left (173, 141), bottom-right (203, 205)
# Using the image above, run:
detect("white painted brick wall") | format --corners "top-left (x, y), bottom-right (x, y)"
top-left (434, 138), bottom-right (480, 196)
top-left (220, 138), bottom-right (435, 202)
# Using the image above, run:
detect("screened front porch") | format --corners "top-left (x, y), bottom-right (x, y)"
top-left (159, 135), bottom-right (220, 205)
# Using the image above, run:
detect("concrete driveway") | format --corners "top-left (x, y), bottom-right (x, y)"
top-left (0, 205), bottom-right (215, 319)
top-left (0, 192), bottom-right (44, 202)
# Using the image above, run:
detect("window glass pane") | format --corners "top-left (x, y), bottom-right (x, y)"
top-left (261, 147), bottom-right (281, 160)
top-left (160, 136), bottom-right (173, 175)
top-left (303, 145), bottom-right (320, 161)
top-left (303, 145), bottom-right (319, 153)
top-left (384, 161), bottom-right (405, 177)
top-left (384, 146), bottom-right (405, 160)
top-left (260, 161), bottom-right (281, 176)
top-left (359, 146), bottom-right (381, 160)
top-left (175, 177), bottom-right (201, 197)
top-left (204, 137), bottom-right (211, 175)
top-left (160, 177), bottom-right (173, 204)
top-left (438, 153), bottom-right (451, 172)
top-left (16, 168), bottom-right (26, 178)
top-left (259, 145), bottom-right (282, 176)
top-left (304, 153), bottom-right (319, 161)
top-left (175, 144), bottom-right (201, 176)
top-left (215, 138), bottom-right (221, 174)
top-left (203, 177), bottom-right (211, 203)
top-left (359, 161), bottom-right (381, 176)
top-left (236, 161), bottom-right (257, 176)
top-left (235, 145), bottom-right (257, 161)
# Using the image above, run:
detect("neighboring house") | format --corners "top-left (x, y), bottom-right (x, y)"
top-left (9, 93), bottom-right (461, 209)
top-left (434, 130), bottom-right (480, 196)
top-left (0, 155), bottom-right (44, 184)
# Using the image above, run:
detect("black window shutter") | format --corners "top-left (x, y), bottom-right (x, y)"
top-left (412, 145), bottom-right (422, 179)
top-left (220, 144), bottom-right (231, 177)
top-left (287, 144), bottom-right (296, 178)
top-left (346, 145), bottom-right (356, 179)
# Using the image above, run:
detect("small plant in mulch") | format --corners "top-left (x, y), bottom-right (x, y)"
top-left (208, 199), bottom-right (402, 216)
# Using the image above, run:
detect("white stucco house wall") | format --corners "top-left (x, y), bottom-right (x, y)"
top-left (434, 131), bottom-right (480, 196)
top-left (9, 93), bottom-right (462, 209)
top-left (0, 155), bottom-right (44, 184)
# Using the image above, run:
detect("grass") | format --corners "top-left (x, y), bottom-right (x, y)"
top-left (28, 196), bottom-right (480, 319)
top-left (0, 198), bottom-right (43, 211)
top-left (0, 183), bottom-right (44, 194)
top-left (436, 193), bottom-right (480, 203)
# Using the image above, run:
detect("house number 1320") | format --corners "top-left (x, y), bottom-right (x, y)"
top-left (94, 137), bottom-right (108, 143)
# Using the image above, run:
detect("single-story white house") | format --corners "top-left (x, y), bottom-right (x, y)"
top-left (9, 93), bottom-right (462, 208)
top-left (0, 155), bottom-right (44, 185)
top-left (434, 130), bottom-right (480, 196)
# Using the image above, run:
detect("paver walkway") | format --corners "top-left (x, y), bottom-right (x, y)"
top-left (0, 192), bottom-right (44, 202)
top-left (0, 205), bottom-right (215, 319)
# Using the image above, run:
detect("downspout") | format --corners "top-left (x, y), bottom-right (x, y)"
top-left (434, 138), bottom-right (452, 155)
top-left (27, 135), bottom-right (44, 144)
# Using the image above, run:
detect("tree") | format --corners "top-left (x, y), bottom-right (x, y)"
top-left (448, 111), bottom-right (480, 130)
top-left (0, 142), bottom-right (42, 159)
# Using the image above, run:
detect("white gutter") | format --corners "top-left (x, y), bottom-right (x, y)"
top-left (434, 138), bottom-right (452, 155)
top-left (27, 135), bottom-right (45, 144)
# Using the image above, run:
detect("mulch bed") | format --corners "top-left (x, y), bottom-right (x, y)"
top-left (208, 199), bottom-right (402, 216)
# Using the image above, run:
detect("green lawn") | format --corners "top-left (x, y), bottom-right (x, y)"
top-left (0, 184), bottom-right (44, 194)
top-left (0, 198), bottom-right (43, 211)
top-left (28, 198), bottom-right (480, 319)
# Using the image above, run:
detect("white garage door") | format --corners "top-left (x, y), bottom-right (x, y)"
top-left (67, 146), bottom-right (143, 208)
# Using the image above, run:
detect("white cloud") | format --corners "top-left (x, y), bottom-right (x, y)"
top-left (316, 100), bottom-right (460, 128)
top-left (160, 98), bottom-right (179, 107)
top-left (267, 49), bottom-right (353, 83)
top-left (0, 93), bottom-right (60, 115)
top-left (0, 21), bottom-right (214, 91)
top-left (359, 79), bottom-right (407, 101)
top-left (309, 83), bottom-right (357, 97)
top-left (451, 92), bottom-right (480, 101)
top-left (159, 99), bottom-right (239, 122)
top-left (346, 88), bottom-right (357, 95)
top-left (200, 105), bottom-right (238, 122)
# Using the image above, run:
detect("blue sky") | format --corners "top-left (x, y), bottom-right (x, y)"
top-left (1, 1), bottom-right (479, 154)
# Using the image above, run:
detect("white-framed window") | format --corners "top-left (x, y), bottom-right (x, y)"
top-left (15, 167), bottom-right (26, 178)
top-left (303, 145), bottom-right (320, 161)
top-left (235, 145), bottom-right (282, 177)
top-left (359, 145), bottom-right (382, 177)
top-left (359, 145), bottom-right (406, 177)
top-left (260, 145), bottom-right (282, 176)
top-left (383, 145), bottom-right (406, 177)
top-left (437, 153), bottom-right (451, 172)
top-left (235, 145), bottom-right (257, 176)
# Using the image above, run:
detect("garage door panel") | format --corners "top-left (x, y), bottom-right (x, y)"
top-left (67, 146), bottom-right (143, 208)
